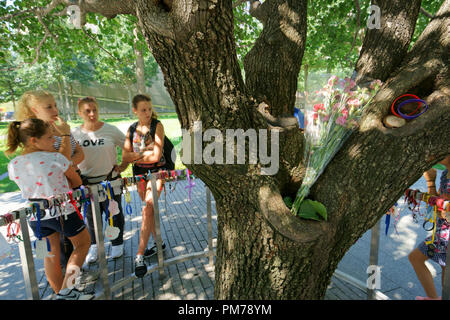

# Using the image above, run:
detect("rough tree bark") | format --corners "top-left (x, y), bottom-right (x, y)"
top-left (354, 0), bottom-right (422, 84)
top-left (243, 0), bottom-right (307, 118)
top-left (134, 0), bottom-right (449, 299)
top-left (7, 0), bottom-right (450, 299)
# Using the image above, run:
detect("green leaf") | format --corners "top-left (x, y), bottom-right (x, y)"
top-left (283, 197), bottom-right (293, 209)
top-left (298, 200), bottom-right (322, 221)
top-left (309, 200), bottom-right (327, 221)
top-left (298, 199), bottom-right (327, 221)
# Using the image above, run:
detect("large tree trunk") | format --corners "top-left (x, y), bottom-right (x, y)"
top-left (133, 0), bottom-right (449, 300)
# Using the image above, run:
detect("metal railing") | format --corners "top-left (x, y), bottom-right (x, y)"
top-left (334, 190), bottom-right (450, 300)
top-left (0, 170), bottom-right (215, 300)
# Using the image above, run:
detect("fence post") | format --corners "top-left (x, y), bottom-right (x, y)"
top-left (90, 186), bottom-right (111, 299)
top-left (18, 210), bottom-right (39, 300)
top-left (367, 219), bottom-right (381, 300)
top-left (151, 173), bottom-right (165, 277)
top-left (206, 187), bottom-right (214, 266)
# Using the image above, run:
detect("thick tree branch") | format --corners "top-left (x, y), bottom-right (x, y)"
top-left (1, 0), bottom-right (136, 23)
top-left (243, 0), bottom-right (307, 117)
top-left (354, 0), bottom-right (422, 85)
top-left (135, 1), bottom-right (176, 40)
top-left (249, 0), bottom-right (269, 24)
top-left (360, 0), bottom-right (450, 130)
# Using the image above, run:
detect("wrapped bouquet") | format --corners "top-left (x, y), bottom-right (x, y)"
top-left (291, 76), bottom-right (382, 219)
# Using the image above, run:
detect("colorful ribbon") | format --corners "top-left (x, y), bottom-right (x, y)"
top-left (124, 186), bottom-right (132, 216)
top-left (79, 186), bottom-right (90, 223)
top-left (101, 182), bottom-right (114, 227)
top-left (185, 169), bottom-right (195, 202)
top-left (67, 191), bottom-right (83, 221)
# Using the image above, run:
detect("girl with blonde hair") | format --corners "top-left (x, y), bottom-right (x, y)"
top-left (16, 90), bottom-right (84, 268)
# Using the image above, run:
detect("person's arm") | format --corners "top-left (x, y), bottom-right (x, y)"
top-left (423, 168), bottom-right (437, 195)
top-left (122, 129), bottom-right (143, 163)
top-left (115, 161), bottom-right (130, 173)
top-left (52, 116), bottom-right (72, 160)
top-left (137, 123), bottom-right (164, 164)
top-left (71, 142), bottom-right (84, 167)
top-left (115, 129), bottom-right (131, 173)
top-left (65, 163), bottom-right (82, 188)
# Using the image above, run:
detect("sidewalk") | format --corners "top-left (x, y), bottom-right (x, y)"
top-left (0, 174), bottom-right (445, 300)
top-left (336, 174), bottom-right (445, 300)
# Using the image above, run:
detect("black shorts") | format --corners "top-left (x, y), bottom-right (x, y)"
top-left (132, 164), bottom-right (161, 176)
top-left (29, 212), bottom-right (86, 238)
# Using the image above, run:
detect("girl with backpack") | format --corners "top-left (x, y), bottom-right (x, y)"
top-left (123, 94), bottom-right (168, 278)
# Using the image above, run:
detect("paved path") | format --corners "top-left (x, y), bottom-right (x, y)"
top-left (0, 173), bottom-right (446, 300)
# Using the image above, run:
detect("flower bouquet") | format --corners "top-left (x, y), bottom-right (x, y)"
top-left (291, 76), bottom-right (382, 220)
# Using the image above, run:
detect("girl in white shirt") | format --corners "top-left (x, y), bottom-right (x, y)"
top-left (7, 118), bottom-right (92, 300)
top-left (72, 97), bottom-right (129, 262)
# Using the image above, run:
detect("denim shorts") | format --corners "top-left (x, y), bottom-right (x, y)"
top-left (29, 212), bottom-right (86, 238)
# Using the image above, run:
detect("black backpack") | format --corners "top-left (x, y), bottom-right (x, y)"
top-left (128, 119), bottom-right (176, 171)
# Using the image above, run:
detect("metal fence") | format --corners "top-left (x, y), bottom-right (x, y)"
top-left (0, 170), bottom-right (214, 300)
top-left (1, 177), bottom-right (449, 300)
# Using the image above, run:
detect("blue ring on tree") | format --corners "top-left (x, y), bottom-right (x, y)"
top-left (396, 98), bottom-right (428, 119)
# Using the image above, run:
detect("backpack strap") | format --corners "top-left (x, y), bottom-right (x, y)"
top-left (149, 118), bottom-right (160, 140)
top-left (127, 121), bottom-right (139, 145)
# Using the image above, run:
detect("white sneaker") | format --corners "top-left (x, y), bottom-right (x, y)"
top-left (56, 288), bottom-right (94, 300)
top-left (86, 244), bottom-right (98, 264)
top-left (111, 244), bottom-right (123, 259)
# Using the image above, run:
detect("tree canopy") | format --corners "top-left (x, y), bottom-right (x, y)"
top-left (2, 0), bottom-right (442, 103)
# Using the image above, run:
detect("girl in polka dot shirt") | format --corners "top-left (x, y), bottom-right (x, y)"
top-left (6, 118), bottom-right (93, 300)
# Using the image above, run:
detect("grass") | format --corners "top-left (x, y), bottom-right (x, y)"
top-left (0, 113), bottom-right (185, 194)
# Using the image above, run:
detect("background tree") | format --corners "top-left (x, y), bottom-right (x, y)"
top-left (0, 1), bottom-right (159, 110)
top-left (0, 0), bottom-right (448, 299)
